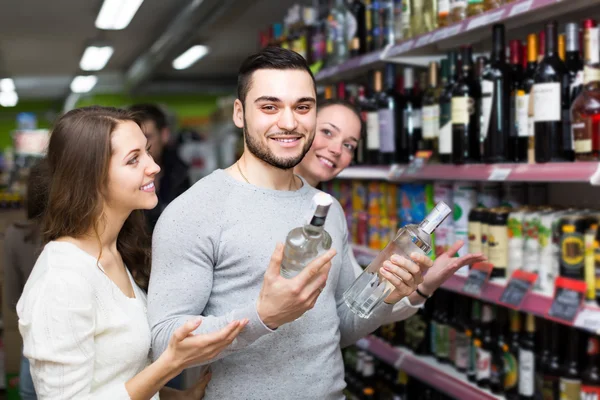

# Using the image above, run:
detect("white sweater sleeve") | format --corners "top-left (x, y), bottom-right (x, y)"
top-left (18, 267), bottom-right (130, 400)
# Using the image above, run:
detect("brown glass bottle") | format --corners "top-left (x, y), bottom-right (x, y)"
top-left (571, 19), bottom-right (600, 161)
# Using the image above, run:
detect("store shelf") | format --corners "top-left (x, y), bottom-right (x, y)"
top-left (352, 244), bottom-right (600, 335)
top-left (355, 335), bottom-right (503, 400)
top-left (336, 162), bottom-right (600, 184)
top-left (316, 0), bottom-right (600, 82)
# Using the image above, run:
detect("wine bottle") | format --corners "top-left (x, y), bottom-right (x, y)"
top-left (510, 39), bottom-right (527, 162)
top-left (439, 52), bottom-right (458, 164)
top-left (518, 314), bottom-right (536, 400)
top-left (281, 193), bottom-right (333, 277)
top-left (533, 21), bottom-right (571, 163)
top-left (452, 45), bottom-right (481, 164)
top-left (482, 24), bottom-right (511, 163)
top-left (398, 67), bottom-right (422, 163)
top-left (422, 61), bottom-right (441, 156)
top-left (378, 64), bottom-right (401, 164)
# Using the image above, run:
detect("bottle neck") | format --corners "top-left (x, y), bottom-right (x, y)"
top-left (491, 27), bottom-right (505, 63)
top-left (545, 23), bottom-right (558, 57)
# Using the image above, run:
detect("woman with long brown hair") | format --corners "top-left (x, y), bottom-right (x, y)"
top-left (17, 106), bottom-right (247, 399)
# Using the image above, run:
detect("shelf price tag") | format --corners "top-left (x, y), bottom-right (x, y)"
top-left (509, 0), bottom-right (534, 17)
top-left (574, 307), bottom-right (600, 335)
top-left (405, 151), bottom-right (433, 176)
top-left (462, 262), bottom-right (493, 297)
top-left (488, 167), bottom-right (512, 181)
top-left (547, 277), bottom-right (587, 323)
top-left (498, 270), bottom-right (538, 309)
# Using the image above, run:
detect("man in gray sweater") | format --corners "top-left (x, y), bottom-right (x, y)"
top-left (148, 47), bottom-right (460, 399)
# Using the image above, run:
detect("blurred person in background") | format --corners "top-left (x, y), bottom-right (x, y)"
top-left (294, 99), bottom-right (485, 319)
top-left (4, 159), bottom-right (49, 400)
top-left (129, 104), bottom-right (190, 230)
top-left (17, 106), bottom-right (247, 399)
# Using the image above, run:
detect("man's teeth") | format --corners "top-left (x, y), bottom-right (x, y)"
top-left (318, 157), bottom-right (334, 167)
top-left (141, 182), bottom-right (154, 190)
top-left (273, 138), bottom-right (299, 143)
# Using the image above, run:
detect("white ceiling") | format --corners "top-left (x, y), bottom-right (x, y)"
top-left (0, 0), bottom-right (310, 100)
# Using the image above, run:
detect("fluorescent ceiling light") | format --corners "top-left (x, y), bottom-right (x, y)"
top-left (0, 91), bottom-right (18, 107)
top-left (80, 46), bottom-right (114, 71)
top-left (0, 78), bottom-right (15, 92)
top-left (70, 75), bottom-right (98, 94)
top-left (172, 45), bottom-right (210, 70)
top-left (95, 0), bottom-right (144, 30)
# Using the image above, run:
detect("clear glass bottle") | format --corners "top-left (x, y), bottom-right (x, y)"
top-left (343, 202), bottom-right (452, 318)
top-left (281, 193), bottom-right (333, 278)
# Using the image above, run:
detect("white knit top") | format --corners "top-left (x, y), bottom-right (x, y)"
top-left (17, 241), bottom-right (159, 400)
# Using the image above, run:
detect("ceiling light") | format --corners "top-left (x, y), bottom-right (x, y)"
top-left (95, 0), bottom-right (144, 30)
top-left (70, 76), bottom-right (98, 94)
top-left (0, 91), bottom-right (18, 107)
top-left (0, 78), bottom-right (15, 92)
top-left (80, 46), bottom-right (114, 71)
top-left (172, 45), bottom-right (210, 70)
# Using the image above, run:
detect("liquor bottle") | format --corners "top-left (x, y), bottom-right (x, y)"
top-left (440, 53), bottom-right (457, 163)
top-left (398, 67), bottom-right (422, 163)
top-left (454, 296), bottom-right (470, 373)
top-left (559, 328), bottom-right (581, 400)
top-left (422, 62), bottom-right (441, 156)
top-left (565, 22), bottom-right (584, 103)
top-left (381, 0), bottom-right (396, 48)
top-left (542, 322), bottom-right (562, 400)
top-left (521, 33), bottom-right (538, 163)
top-left (343, 202), bottom-right (452, 319)
top-left (533, 21), bottom-right (571, 163)
top-left (364, 72), bottom-right (382, 164)
top-left (348, 0), bottom-right (367, 56)
top-left (401, 0), bottom-right (412, 39)
top-left (337, 82), bottom-right (348, 100)
top-left (518, 314), bottom-right (536, 400)
top-left (489, 307), bottom-right (506, 395)
top-left (422, 0), bottom-right (438, 33)
top-left (403, 296), bottom-right (432, 355)
top-left (570, 19), bottom-right (600, 161)
top-left (365, 0), bottom-right (374, 52)
top-left (482, 24), bottom-right (511, 163)
top-left (476, 303), bottom-right (494, 389)
top-left (429, 292), bottom-right (439, 357)
top-left (450, 0), bottom-right (467, 23)
top-left (410, 0), bottom-right (426, 37)
top-left (331, 0), bottom-right (350, 65)
top-left (509, 39), bottom-right (527, 162)
top-left (466, 0), bottom-right (485, 17)
top-left (378, 64), bottom-right (401, 164)
top-left (281, 193), bottom-right (333, 278)
top-left (484, 0), bottom-right (503, 9)
top-left (467, 300), bottom-right (482, 383)
top-left (435, 291), bottom-right (450, 364)
top-left (581, 335), bottom-right (600, 399)
top-left (355, 85), bottom-right (370, 165)
top-left (452, 45), bottom-right (481, 164)
top-left (504, 310), bottom-right (520, 400)
top-left (536, 318), bottom-right (551, 396)
top-left (438, 0), bottom-right (451, 27)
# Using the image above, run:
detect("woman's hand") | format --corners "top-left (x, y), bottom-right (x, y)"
top-left (382, 252), bottom-right (433, 304)
top-left (419, 240), bottom-right (487, 295)
top-left (163, 317), bottom-right (249, 374)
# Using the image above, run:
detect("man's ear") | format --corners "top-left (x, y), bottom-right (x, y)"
top-left (233, 99), bottom-right (245, 129)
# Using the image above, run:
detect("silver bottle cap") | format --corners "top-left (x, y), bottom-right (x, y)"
top-left (312, 192), bottom-right (332, 218)
top-left (565, 22), bottom-right (579, 52)
top-left (420, 201), bottom-right (452, 235)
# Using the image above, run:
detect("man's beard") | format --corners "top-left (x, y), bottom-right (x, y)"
top-left (243, 121), bottom-right (314, 170)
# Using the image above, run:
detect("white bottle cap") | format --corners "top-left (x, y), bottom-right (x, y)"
top-left (420, 201), bottom-right (452, 235)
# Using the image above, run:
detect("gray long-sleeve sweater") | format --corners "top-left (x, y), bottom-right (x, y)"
top-left (147, 170), bottom-right (393, 399)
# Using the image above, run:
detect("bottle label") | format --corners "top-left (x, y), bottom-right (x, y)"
top-left (378, 108), bottom-right (396, 153)
top-left (481, 80), bottom-right (494, 139)
top-left (543, 375), bottom-right (560, 400)
top-left (559, 378), bottom-right (581, 399)
top-left (488, 224), bottom-right (508, 270)
top-left (518, 349), bottom-right (535, 396)
top-left (422, 105), bottom-right (440, 139)
top-left (436, 324), bottom-right (449, 358)
top-left (581, 385), bottom-right (600, 399)
top-left (448, 327), bottom-right (457, 363)
top-left (413, 109), bottom-right (423, 129)
top-left (468, 221), bottom-right (482, 255)
top-left (588, 27), bottom-right (600, 64)
top-left (561, 229), bottom-right (585, 274)
top-left (573, 120), bottom-right (593, 154)
top-left (366, 111), bottom-right (380, 150)
top-left (533, 82), bottom-right (561, 122)
top-left (455, 332), bottom-right (470, 369)
top-left (516, 91), bottom-right (530, 137)
top-left (452, 97), bottom-right (470, 124)
top-left (584, 66), bottom-right (600, 85)
top-left (439, 102), bottom-right (452, 154)
top-left (504, 350), bottom-right (518, 391)
top-left (476, 348), bottom-right (492, 380)
top-left (438, 0), bottom-right (450, 15)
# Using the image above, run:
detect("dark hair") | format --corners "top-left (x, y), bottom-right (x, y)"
top-left (237, 46), bottom-right (316, 107)
top-left (128, 103), bottom-right (168, 131)
top-left (43, 106), bottom-right (151, 290)
top-left (318, 99), bottom-right (365, 139)
top-left (26, 158), bottom-right (49, 221)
